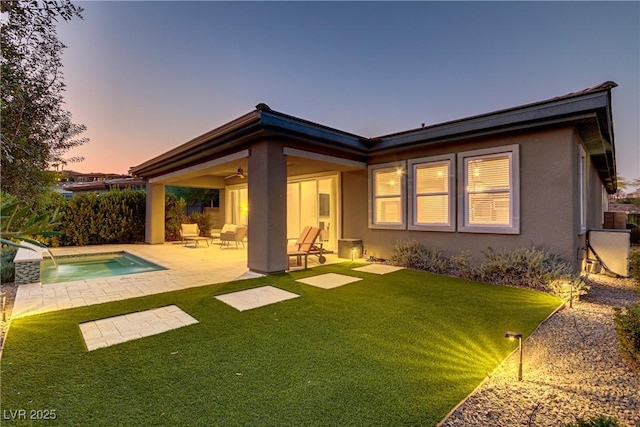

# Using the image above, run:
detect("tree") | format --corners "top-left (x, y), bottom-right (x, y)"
top-left (1, 0), bottom-right (88, 200)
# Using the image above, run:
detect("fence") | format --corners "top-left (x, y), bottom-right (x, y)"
top-left (628, 213), bottom-right (640, 246)
top-left (186, 205), bottom-right (204, 216)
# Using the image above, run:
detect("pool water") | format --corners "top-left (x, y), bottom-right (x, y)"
top-left (40, 252), bottom-right (165, 284)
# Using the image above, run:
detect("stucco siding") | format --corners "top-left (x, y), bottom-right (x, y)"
top-left (342, 126), bottom-right (584, 269)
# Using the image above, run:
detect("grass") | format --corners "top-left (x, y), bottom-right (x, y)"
top-left (0, 263), bottom-right (561, 426)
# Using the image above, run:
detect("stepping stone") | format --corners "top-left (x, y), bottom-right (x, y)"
top-left (352, 264), bottom-right (404, 275)
top-left (296, 273), bottom-right (362, 289)
top-left (79, 305), bottom-right (198, 351)
top-left (215, 285), bottom-right (299, 311)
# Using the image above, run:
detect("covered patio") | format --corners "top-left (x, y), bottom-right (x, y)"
top-left (130, 104), bottom-right (368, 275)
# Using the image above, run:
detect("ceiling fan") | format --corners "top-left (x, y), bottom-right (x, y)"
top-left (225, 167), bottom-right (246, 180)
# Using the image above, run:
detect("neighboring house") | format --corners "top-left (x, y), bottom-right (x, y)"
top-left (57, 170), bottom-right (131, 183)
top-left (130, 82), bottom-right (618, 275)
top-left (62, 177), bottom-right (146, 195)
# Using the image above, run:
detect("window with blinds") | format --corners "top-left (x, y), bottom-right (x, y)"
top-left (408, 155), bottom-right (455, 231)
top-left (466, 155), bottom-right (511, 225)
top-left (458, 145), bottom-right (520, 234)
top-left (373, 168), bottom-right (402, 224)
top-left (368, 163), bottom-right (407, 229)
top-left (415, 162), bottom-right (449, 225)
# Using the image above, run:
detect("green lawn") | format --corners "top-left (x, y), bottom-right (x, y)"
top-left (0, 263), bottom-right (561, 426)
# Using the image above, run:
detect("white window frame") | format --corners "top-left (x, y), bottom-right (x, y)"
top-left (579, 144), bottom-right (587, 235)
top-left (368, 161), bottom-right (406, 230)
top-left (408, 154), bottom-right (455, 232)
top-left (458, 145), bottom-right (520, 234)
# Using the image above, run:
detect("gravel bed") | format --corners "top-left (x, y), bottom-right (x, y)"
top-left (440, 274), bottom-right (640, 427)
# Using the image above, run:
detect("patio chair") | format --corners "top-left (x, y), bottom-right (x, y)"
top-left (287, 226), bottom-right (312, 252)
top-left (220, 224), bottom-right (246, 248)
top-left (287, 226), bottom-right (326, 269)
top-left (180, 223), bottom-right (209, 247)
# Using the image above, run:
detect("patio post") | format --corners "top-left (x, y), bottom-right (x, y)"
top-left (146, 182), bottom-right (165, 244)
top-left (247, 141), bottom-right (288, 274)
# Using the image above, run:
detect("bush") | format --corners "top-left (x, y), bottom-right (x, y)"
top-left (59, 190), bottom-right (146, 246)
top-left (165, 194), bottom-right (186, 242)
top-left (388, 240), bottom-right (577, 295)
top-left (190, 212), bottom-right (213, 237)
top-left (448, 250), bottom-right (476, 280)
top-left (614, 302), bottom-right (640, 370)
top-left (564, 415), bottom-right (620, 426)
top-left (630, 249), bottom-right (640, 291)
top-left (95, 190), bottom-right (145, 243)
top-left (475, 247), bottom-right (574, 292)
top-left (60, 193), bottom-right (99, 245)
top-left (1, 247), bottom-right (17, 283)
top-left (388, 239), bottom-right (449, 274)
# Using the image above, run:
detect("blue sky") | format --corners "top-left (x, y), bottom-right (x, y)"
top-left (58, 1), bottom-right (639, 185)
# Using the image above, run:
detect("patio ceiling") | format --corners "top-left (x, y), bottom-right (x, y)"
top-left (148, 152), bottom-right (363, 189)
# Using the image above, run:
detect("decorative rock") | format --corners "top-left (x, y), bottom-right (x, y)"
top-left (439, 274), bottom-right (640, 427)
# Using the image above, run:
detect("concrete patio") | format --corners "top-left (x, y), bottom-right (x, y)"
top-left (12, 242), bottom-right (339, 319)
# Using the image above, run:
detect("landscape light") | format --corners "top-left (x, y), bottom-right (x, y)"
top-left (504, 331), bottom-right (523, 381)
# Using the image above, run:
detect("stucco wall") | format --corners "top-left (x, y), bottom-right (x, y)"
top-left (342, 126), bottom-right (588, 270)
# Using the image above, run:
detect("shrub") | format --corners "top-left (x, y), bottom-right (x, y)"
top-left (95, 190), bottom-right (145, 243)
top-left (629, 249), bottom-right (640, 291)
top-left (475, 247), bottom-right (574, 292)
top-left (32, 191), bottom-right (67, 247)
top-left (1, 247), bottom-right (17, 283)
top-left (448, 250), bottom-right (476, 280)
top-left (613, 302), bottom-right (640, 370)
top-left (388, 241), bottom-right (576, 296)
top-left (165, 194), bottom-right (186, 241)
top-left (60, 190), bottom-right (146, 245)
top-left (190, 212), bottom-right (213, 237)
top-left (388, 239), bottom-right (448, 274)
top-left (61, 193), bottom-right (99, 245)
top-left (564, 415), bottom-right (620, 426)
top-left (548, 275), bottom-right (590, 306)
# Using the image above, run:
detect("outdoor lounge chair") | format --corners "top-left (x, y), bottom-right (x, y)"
top-left (180, 223), bottom-right (209, 247)
top-left (220, 224), bottom-right (246, 248)
top-left (287, 226), bottom-right (326, 269)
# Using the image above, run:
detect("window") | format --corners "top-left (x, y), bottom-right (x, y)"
top-left (458, 145), bottom-right (519, 234)
top-left (408, 155), bottom-right (455, 231)
top-left (579, 145), bottom-right (587, 234)
top-left (369, 162), bottom-right (406, 229)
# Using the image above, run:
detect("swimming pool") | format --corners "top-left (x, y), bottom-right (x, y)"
top-left (40, 252), bottom-right (166, 284)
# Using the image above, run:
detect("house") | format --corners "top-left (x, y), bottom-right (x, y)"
top-left (130, 82), bottom-right (618, 275)
top-left (62, 177), bottom-right (146, 195)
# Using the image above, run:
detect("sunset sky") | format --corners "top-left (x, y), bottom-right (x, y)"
top-left (56, 1), bottom-right (639, 184)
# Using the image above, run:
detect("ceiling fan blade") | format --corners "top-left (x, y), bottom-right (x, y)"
top-left (225, 166), bottom-right (246, 180)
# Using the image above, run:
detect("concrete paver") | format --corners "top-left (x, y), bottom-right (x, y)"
top-left (214, 285), bottom-right (300, 311)
top-left (79, 305), bottom-right (198, 351)
top-left (296, 273), bottom-right (362, 289)
top-left (352, 264), bottom-right (403, 275)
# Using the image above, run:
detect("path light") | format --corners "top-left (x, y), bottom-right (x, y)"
top-left (504, 331), bottom-right (523, 381)
top-left (351, 247), bottom-right (357, 261)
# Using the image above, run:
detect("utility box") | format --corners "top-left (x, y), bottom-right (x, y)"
top-left (588, 229), bottom-right (630, 277)
top-left (338, 239), bottom-right (363, 260)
